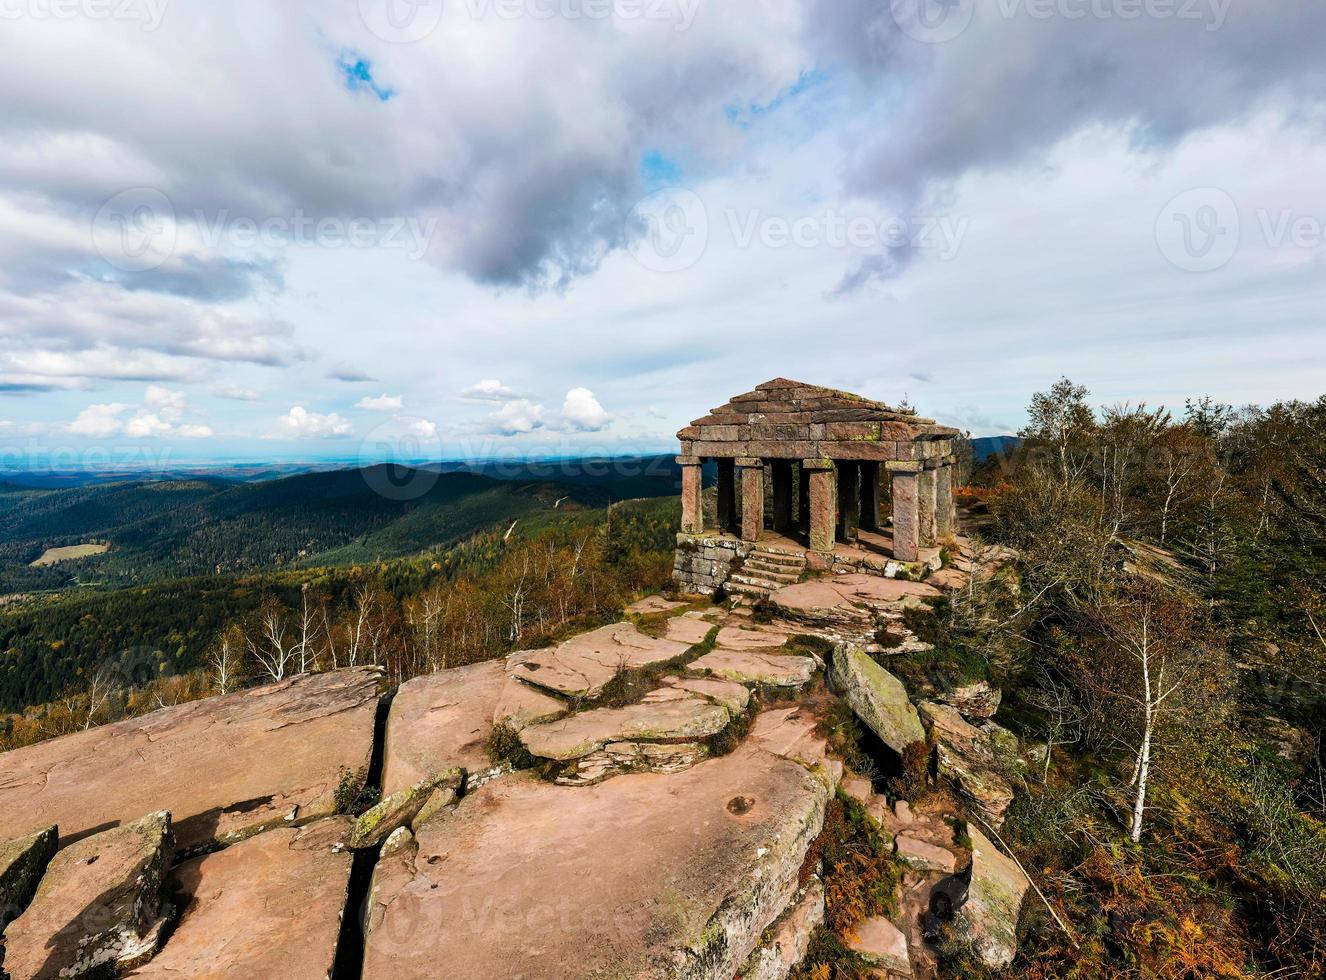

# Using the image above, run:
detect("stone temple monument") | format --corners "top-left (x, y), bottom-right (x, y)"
top-left (672, 379), bottom-right (961, 598)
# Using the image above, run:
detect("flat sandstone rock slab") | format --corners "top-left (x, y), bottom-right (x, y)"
top-left (0, 669), bottom-right (380, 852)
top-left (127, 818), bottom-right (353, 980)
top-left (772, 574), bottom-right (942, 620)
top-left (508, 623), bottom-right (692, 699)
top-left (362, 743), bottom-right (830, 980)
top-left (383, 660), bottom-right (508, 796)
top-left (691, 650), bottom-right (816, 688)
top-left (663, 615), bottom-right (715, 645)
top-left (520, 695), bottom-right (730, 761)
top-left (714, 625), bottom-right (790, 651)
top-left (626, 596), bottom-right (687, 615)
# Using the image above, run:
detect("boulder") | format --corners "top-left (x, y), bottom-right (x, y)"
top-left (492, 677), bottom-right (568, 733)
top-left (895, 834), bottom-right (957, 874)
top-left (0, 826), bottom-right (56, 930)
top-left (938, 681), bottom-right (1001, 720)
top-left (832, 644), bottom-right (926, 757)
top-left (691, 650), bottom-right (816, 688)
top-left (3, 811), bottom-right (175, 979)
top-left (508, 623), bottom-right (692, 700)
top-left (739, 877), bottom-right (825, 980)
top-left (349, 768), bottom-right (464, 849)
top-left (382, 660), bottom-right (508, 797)
top-left (846, 915), bottom-right (911, 976)
top-left (919, 703), bottom-right (1015, 827)
top-left (362, 742), bottom-right (831, 979)
top-left (840, 774), bottom-right (874, 809)
top-left (127, 818), bottom-right (353, 980)
top-left (952, 827), bottom-right (1031, 969)
top-left (0, 669), bottom-right (380, 853)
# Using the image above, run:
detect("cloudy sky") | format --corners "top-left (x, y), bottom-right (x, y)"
top-left (1, 0), bottom-right (1323, 467)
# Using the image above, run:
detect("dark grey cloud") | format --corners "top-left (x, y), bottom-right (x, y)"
top-left (805, 0), bottom-right (1326, 287)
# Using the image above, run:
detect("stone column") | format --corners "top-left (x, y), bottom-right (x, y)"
top-left (798, 465), bottom-right (810, 531)
top-left (678, 455), bottom-right (704, 534)
top-left (836, 461), bottom-right (861, 543)
top-left (716, 458), bottom-right (736, 534)
top-left (804, 459), bottom-right (836, 557)
top-left (859, 463), bottom-right (881, 533)
top-left (887, 461), bottom-right (922, 562)
top-left (934, 459), bottom-right (955, 539)
top-left (770, 460), bottom-right (794, 532)
top-left (918, 463), bottom-right (938, 547)
top-left (738, 458), bottom-right (765, 542)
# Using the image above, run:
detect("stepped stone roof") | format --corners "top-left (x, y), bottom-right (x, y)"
top-left (678, 378), bottom-right (960, 463)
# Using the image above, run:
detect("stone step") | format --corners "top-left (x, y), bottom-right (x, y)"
top-left (750, 550), bottom-right (806, 568)
top-left (729, 573), bottom-right (786, 593)
top-left (739, 563), bottom-right (800, 584)
top-left (728, 581), bottom-right (773, 600)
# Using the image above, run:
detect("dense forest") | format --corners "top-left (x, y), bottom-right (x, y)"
top-left (898, 383), bottom-right (1326, 977)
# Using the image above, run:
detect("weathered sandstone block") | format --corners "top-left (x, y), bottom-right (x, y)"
top-left (3, 812), bottom-right (175, 979)
top-left (127, 818), bottom-right (353, 980)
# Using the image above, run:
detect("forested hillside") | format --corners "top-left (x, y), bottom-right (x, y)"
top-left (0, 464), bottom-right (679, 593)
top-left (0, 493), bottom-right (680, 714)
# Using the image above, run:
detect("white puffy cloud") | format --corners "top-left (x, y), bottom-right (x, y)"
top-left (490, 400), bottom-right (546, 436)
top-left (558, 387), bottom-right (611, 432)
top-left (66, 386), bottom-right (213, 439)
top-left (460, 379), bottom-right (522, 402)
top-left (356, 393), bottom-right (404, 411)
top-left (68, 403), bottom-right (129, 437)
top-left (269, 406), bottom-right (353, 440)
top-left (144, 384), bottom-right (187, 420)
top-left (407, 418), bottom-right (438, 439)
top-left (122, 412), bottom-right (173, 438)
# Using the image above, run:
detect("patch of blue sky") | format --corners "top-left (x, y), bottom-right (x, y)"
top-left (338, 53), bottom-right (395, 102)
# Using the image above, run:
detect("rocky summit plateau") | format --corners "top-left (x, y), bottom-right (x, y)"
top-left (0, 523), bottom-right (1035, 980)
